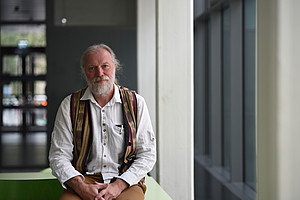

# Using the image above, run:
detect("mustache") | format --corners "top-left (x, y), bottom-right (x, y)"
top-left (93, 76), bottom-right (110, 83)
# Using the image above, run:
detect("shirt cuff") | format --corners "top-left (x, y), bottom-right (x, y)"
top-left (115, 171), bottom-right (143, 187)
top-left (55, 169), bottom-right (84, 189)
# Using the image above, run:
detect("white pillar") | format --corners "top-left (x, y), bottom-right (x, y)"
top-left (156, 0), bottom-right (194, 199)
top-left (137, 0), bottom-right (157, 178)
top-left (257, 0), bottom-right (300, 199)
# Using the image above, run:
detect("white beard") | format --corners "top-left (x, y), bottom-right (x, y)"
top-left (87, 75), bottom-right (114, 96)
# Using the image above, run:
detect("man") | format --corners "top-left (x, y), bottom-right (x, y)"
top-left (49, 44), bottom-right (156, 200)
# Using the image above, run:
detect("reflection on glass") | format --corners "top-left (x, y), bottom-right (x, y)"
top-left (26, 53), bottom-right (47, 75)
top-left (3, 109), bottom-right (22, 126)
top-left (34, 109), bottom-right (47, 126)
top-left (33, 94), bottom-right (47, 107)
top-left (244, 0), bottom-right (256, 190)
top-left (222, 7), bottom-right (231, 173)
top-left (3, 81), bottom-right (23, 106)
top-left (0, 24), bottom-right (46, 47)
top-left (2, 55), bottom-right (22, 76)
top-left (34, 81), bottom-right (46, 95)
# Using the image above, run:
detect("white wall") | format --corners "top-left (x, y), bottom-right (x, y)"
top-left (257, 0), bottom-right (300, 199)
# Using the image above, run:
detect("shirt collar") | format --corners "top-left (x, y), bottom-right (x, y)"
top-left (80, 84), bottom-right (122, 107)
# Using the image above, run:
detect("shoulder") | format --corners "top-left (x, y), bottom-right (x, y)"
top-left (118, 85), bottom-right (145, 104)
top-left (135, 92), bottom-right (146, 105)
top-left (59, 94), bottom-right (72, 111)
top-left (59, 87), bottom-right (86, 111)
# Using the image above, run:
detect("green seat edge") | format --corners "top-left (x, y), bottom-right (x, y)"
top-left (0, 168), bottom-right (172, 200)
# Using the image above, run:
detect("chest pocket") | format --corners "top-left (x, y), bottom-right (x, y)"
top-left (109, 124), bottom-right (125, 161)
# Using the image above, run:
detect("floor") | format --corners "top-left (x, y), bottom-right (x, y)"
top-left (0, 132), bottom-right (48, 172)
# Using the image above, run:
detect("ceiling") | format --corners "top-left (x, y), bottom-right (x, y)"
top-left (0, 0), bottom-right (45, 22)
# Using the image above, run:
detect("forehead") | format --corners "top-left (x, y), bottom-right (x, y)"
top-left (84, 48), bottom-right (113, 63)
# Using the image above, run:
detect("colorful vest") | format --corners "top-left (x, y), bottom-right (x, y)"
top-left (70, 85), bottom-right (139, 176)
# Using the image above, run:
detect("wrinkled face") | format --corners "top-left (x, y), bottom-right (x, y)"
top-left (83, 48), bottom-right (116, 96)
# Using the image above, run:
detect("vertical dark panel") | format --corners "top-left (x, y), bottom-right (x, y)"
top-left (230, 0), bottom-right (243, 182)
top-left (222, 6), bottom-right (231, 174)
top-left (210, 10), bottom-right (222, 166)
top-left (244, 0), bottom-right (256, 190)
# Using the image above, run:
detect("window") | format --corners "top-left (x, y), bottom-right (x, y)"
top-left (0, 0), bottom-right (47, 171)
top-left (194, 0), bottom-right (256, 199)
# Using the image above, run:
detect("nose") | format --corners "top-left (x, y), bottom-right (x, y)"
top-left (95, 66), bottom-right (104, 76)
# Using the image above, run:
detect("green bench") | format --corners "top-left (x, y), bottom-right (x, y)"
top-left (0, 170), bottom-right (172, 200)
top-left (0, 171), bottom-right (63, 199)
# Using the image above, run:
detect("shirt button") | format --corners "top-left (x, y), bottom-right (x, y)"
top-left (104, 165), bottom-right (107, 168)
top-left (102, 110), bottom-right (105, 112)
top-left (103, 123), bottom-right (106, 126)
top-left (104, 155), bottom-right (106, 157)
top-left (104, 143), bottom-right (106, 146)
top-left (103, 129), bottom-right (106, 132)
top-left (104, 135), bottom-right (107, 139)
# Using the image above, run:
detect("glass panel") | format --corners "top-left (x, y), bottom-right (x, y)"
top-left (222, 7), bottom-right (231, 173)
top-left (2, 55), bottom-right (22, 76)
top-left (33, 81), bottom-right (47, 106)
top-left (0, 24), bottom-right (46, 47)
top-left (34, 109), bottom-right (47, 126)
top-left (2, 81), bottom-right (23, 106)
top-left (2, 109), bottom-right (22, 126)
top-left (34, 54), bottom-right (47, 75)
top-left (244, 0), bottom-right (256, 190)
top-left (26, 53), bottom-right (47, 75)
top-left (205, 18), bottom-right (211, 157)
top-left (34, 81), bottom-right (46, 95)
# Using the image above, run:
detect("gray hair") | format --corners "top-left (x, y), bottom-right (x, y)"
top-left (80, 44), bottom-right (121, 73)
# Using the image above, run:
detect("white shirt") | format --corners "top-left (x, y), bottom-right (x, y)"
top-left (49, 84), bottom-right (156, 188)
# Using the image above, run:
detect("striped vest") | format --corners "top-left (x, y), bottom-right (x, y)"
top-left (70, 85), bottom-right (139, 175)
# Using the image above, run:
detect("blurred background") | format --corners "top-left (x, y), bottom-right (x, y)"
top-left (1, 0), bottom-right (300, 200)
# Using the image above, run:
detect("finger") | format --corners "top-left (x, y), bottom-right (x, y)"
top-left (94, 196), bottom-right (105, 200)
top-left (94, 182), bottom-right (108, 187)
top-left (97, 188), bottom-right (107, 198)
top-left (94, 193), bottom-right (105, 200)
top-left (94, 181), bottom-right (103, 185)
top-left (97, 183), bottom-right (108, 190)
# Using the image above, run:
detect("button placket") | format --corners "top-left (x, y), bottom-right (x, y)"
top-left (101, 109), bottom-right (108, 169)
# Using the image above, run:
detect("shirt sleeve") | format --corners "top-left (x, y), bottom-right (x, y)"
top-left (116, 94), bottom-right (156, 186)
top-left (48, 95), bottom-right (84, 188)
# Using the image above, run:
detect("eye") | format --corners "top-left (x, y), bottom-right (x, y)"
top-left (87, 66), bottom-right (96, 71)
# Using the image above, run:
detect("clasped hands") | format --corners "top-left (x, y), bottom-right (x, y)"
top-left (70, 177), bottom-right (129, 200)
